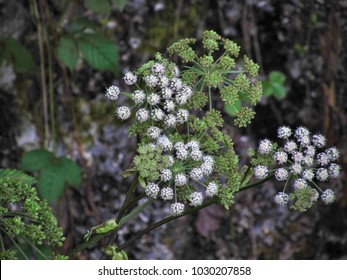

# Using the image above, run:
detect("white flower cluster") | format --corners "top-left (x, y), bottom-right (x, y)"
top-left (254, 126), bottom-right (341, 206)
top-left (143, 134), bottom-right (219, 216)
top-left (106, 63), bottom-right (192, 127)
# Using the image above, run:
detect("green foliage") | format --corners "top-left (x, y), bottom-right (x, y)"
top-left (84, 0), bottom-right (127, 13)
top-left (289, 188), bottom-right (317, 212)
top-left (20, 150), bottom-right (81, 203)
top-left (262, 71), bottom-right (287, 99)
top-left (0, 173), bottom-right (65, 260)
top-left (56, 35), bottom-right (79, 71)
top-left (0, 37), bottom-right (34, 73)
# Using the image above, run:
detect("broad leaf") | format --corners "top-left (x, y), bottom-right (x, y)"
top-left (262, 81), bottom-right (273, 97)
top-left (57, 35), bottom-right (79, 70)
top-left (78, 33), bottom-right (119, 73)
top-left (68, 19), bottom-right (98, 34)
top-left (272, 83), bottom-right (286, 99)
top-left (269, 71), bottom-right (286, 84)
top-left (111, 0), bottom-right (127, 11)
top-left (0, 38), bottom-right (34, 73)
top-left (224, 99), bottom-right (241, 116)
top-left (84, 0), bottom-right (110, 13)
top-left (38, 167), bottom-right (65, 203)
top-left (58, 157), bottom-right (81, 188)
top-left (20, 150), bottom-right (55, 172)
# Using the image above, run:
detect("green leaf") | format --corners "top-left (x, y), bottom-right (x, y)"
top-left (262, 81), bottom-right (273, 97)
top-left (269, 71), bottom-right (286, 84)
top-left (78, 33), bottom-right (119, 73)
top-left (0, 169), bottom-right (36, 186)
top-left (0, 38), bottom-right (34, 73)
top-left (138, 176), bottom-right (147, 188)
top-left (111, 0), bottom-right (127, 11)
top-left (84, 0), bottom-right (110, 13)
top-left (38, 167), bottom-right (65, 203)
top-left (58, 157), bottom-right (81, 188)
top-left (57, 35), bottom-right (79, 70)
top-left (272, 83), bottom-right (286, 99)
top-left (68, 19), bottom-right (98, 34)
top-left (20, 150), bottom-right (55, 172)
top-left (224, 99), bottom-right (241, 116)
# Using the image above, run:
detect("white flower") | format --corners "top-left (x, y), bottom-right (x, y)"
top-left (277, 126), bottom-right (292, 139)
top-left (293, 178), bottom-right (307, 190)
top-left (190, 149), bottom-right (203, 161)
top-left (123, 71), bottom-right (137, 85)
top-left (206, 182), bottom-right (218, 197)
top-left (151, 63), bottom-right (166, 76)
top-left (161, 187), bottom-right (174, 201)
top-left (294, 126), bottom-right (310, 139)
top-left (160, 169), bottom-right (172, 182)
top-left (275, 168), bottom-right (289, 181)
top-left (164, 114), bottom-right (176, 128)
top-left (258, 139), bottom-right (272, 155)
top-left (145, 182), bottom-right (160, 198)
top-left (175, 93), bottom-right (188, 105)
top-left (115, 106), bottom-right (131, 120)
top-left (162, 87), bottom-right (173, 99)
top-left (321, 189), bottom-right (335, 205)
top-left (274, 151), bottom-right (288, 164)
top-left (311, 134), bottom-right (326, 148)
top-left (132, 90), bottom-right (146, 104)
top-left (147, 126), bottom-right (162, 139)
top-left (174, 141), bottom-right (185, 150)
top-left (325, 147), bottom-right (339, 161)
top-left (147, 93), bottom-right (160, 106)
top-left (173, 65), bottom-right (180, 77)
top-left (298, 135), bottom-right (310, 146)
top-left (190, 168), bottom-right (203, 181)
top-left (170, 78), bottom-right (183, 91)
top-left (176, 147), bottom-right (188, 160)
top-left (274, 192), bottom-right (289, 205)
top-left (170, 202), bottom-right (184, 216)
top-left (302, 156), bottom-right (314, 166)
top-left (202, 155), bottom-right (214, 166)
top-left (304, 145), bottom-right (316, 157)
top-left (144, 74), bottom-right (159, 88)
top-left (181, 85), bottom-right (193, 98)
top-left (254, 165), bottom-right (268, 179)
top-left (186, 141), bottom-right (200, 150)
top-left (316, 168), bottom-right (329, 181)
top-left (189, 192), bottom-right (203, 207)
top-left (310, 189), bottom-right (319, 202)
top-left (284, 140), bottom-right (297, 153)
top-left (105, 85), bottom-right (120, 100)
top-left (176, 109), bottom-right (189, 124)
top-left (292, 151), bottom-right (304, 163)
top-left (135, 108), bottom-right (149, 122)
top-left (151, 108), bottom-right (165, 121)
top-left (328, 163), bottom-right (341, 178)
top-left (175, 173), bottom-right (187, 186)
top-left (317, 152), bottom-right (330, 166)
top-left (159, 76), bottom-right (169, 88)
top-left (165, 155), bottom-right (175, 167)
top-left (201, 162), bottom-right (213, 176)
top-left (164, 100), bottom-right (175, 112)
top-left (290, 163), bottom-right (302, 175)
top-left (302, 169), bottom-right (314, 181)
top-left (157, 135), bottom-right (173, 151)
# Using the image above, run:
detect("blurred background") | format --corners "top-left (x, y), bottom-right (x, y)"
top-left (0, 0), bottom-right (346, 259)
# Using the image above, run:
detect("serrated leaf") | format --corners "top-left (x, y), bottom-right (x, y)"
top-left (78, 33), bottom-right (119, 73)
top-left (0, 169), bottom-right (36, 186)
top-left (84, 0), bottom-right (110, 13)
top-left (20, 150), bottom-right (55, 172)
top-left (38, 167), bottom-right (65, 203)
top-left (224, 99), bottom-right (241, 116)
top-left (269, 71), bottom-right (286, 84)
top-left (272, 83), bottom-right (286, 99)
top-left (68, 19), bottom-right (98, 34)
top-left (111, 0), bottom-right (127, 11)
top-left (0, 38), bottom-right (34, 73)
top-left (58, 157), bottom-right (81, 188)
top-left (57, 35), bottom-right (79, 70)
